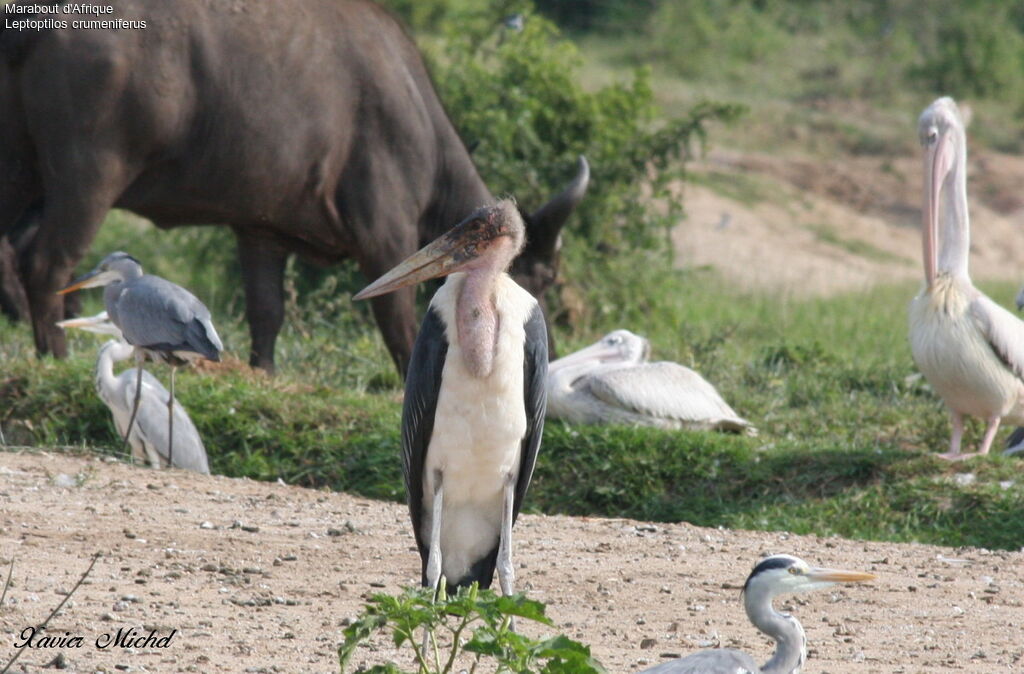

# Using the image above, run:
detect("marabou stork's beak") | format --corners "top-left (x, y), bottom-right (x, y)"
top-left (923, 127), bottom-right (954, 288)
top-left (353, 202), bottom-right (519, 301)
top-left (57, 268), bottom-right (120, 295)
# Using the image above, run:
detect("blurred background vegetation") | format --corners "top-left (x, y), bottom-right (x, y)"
top-left (4, 0), bottom-right (1024, 549)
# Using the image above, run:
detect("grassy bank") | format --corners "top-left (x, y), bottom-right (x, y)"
top-left (3, 271), bottom-right (1022, 551)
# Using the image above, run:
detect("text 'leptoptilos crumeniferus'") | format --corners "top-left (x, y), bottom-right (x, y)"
top-left (908, 98), bottom-right (1024, 460)
top-left (58, 252), bottom-right (222, 466)
top-left (57, 311), bottom-right (210, 474)
top-left (354, 200), bottom-right (547, 596)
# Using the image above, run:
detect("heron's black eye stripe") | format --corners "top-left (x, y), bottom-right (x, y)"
top-left (749, 556), bottom-right (796, 577)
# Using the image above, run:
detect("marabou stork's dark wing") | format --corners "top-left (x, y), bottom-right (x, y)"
top-left (112, 276), bottom-right (222, 361)
top-left (400, 306), bottom-right (448, 558)
top-left (512, 304), bottom-right (548, 523)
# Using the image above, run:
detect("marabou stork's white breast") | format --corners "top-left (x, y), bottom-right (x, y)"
top-left (909, 276), bottom-right (1021, 419)
top-left (423, 273), bottom-right (536, 582)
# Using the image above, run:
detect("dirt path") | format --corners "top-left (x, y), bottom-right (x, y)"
top-left (676, 148), bottom-right (1024, 297)
top-left (1, 451), bottom-right (1022, 673)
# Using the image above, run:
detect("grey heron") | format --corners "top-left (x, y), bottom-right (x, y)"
top-left (57, 252), bottom-right (222, 466)
top-left (354, 200), bottom-right (546, 596)
top-left (908, 98), bottom-right (1024, 460)
top-left (547, 329), bottom-right (755, 434)
top-left (57, 312), bottom-right (210, 474)
top-left (638, 554), bottom-right (875, 674)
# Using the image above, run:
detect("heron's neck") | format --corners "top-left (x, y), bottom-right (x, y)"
top-left (745, 590), bottom-right (807, 674)
top-left (95, 341), bottom-right (132, 404)
top-left (937, 139), bottom-right (970, 281)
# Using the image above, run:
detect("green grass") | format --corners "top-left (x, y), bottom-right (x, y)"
top-left (803, 223), bottom-right (913, 266)
top-left (4, 269), bottom-right (1023, 551)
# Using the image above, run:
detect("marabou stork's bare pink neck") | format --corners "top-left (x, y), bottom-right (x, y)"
top-left (456, 239), bottom-right (519, 379)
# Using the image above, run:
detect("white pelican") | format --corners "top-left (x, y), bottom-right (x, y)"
top-left (58, 252), bottom-right (222, 466)
top-left (57, 312), bottom-right (210, 474)
top-left (354, 200), bottom-right (546, 594)
top-left (547, 329), bottom-right (754, 434)
top-left (638, 554), bottom-right (875, 673)
top-left (908, 97), bottom-right (1024, 460)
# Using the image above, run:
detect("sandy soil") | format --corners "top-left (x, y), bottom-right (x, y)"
top-left (1, 451), bottom-right (1022, 673)
top-left (675, 148), bottom-right (1024, 296)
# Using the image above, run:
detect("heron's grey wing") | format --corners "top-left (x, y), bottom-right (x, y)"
top-left (584, 362), bottom-right (751, 429)
top-left (120, 369), bottom-right (209, 474)
top-left (401, 306), bottom-right (448, 575)
top-left (513, 304), bottom-right (548, 523)
top-left (969, 295), bottom-right (1024, 382)
top-left (638, 649), bottom-right (760, 673)
top-left (114, 277), bottom-right (221, 360)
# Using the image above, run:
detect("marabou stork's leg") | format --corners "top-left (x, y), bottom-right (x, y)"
top-left (422, 477), bottom-right (444, 654)
top-left (425, 479), bottom-right (444, 593)
top-left (167, 366), bottom-right (176, 468)
top-left (122, 352), bottom-right (146, 458)
top-left (976, 415), bottom-right (1002, 456)
top-left (497, 473), bottom-right (517, 631)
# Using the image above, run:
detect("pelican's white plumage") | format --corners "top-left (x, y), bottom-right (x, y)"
top-left (547, 330), bottom-right (754, 434)
top-left (908, 97), bottom-right (1024, 459)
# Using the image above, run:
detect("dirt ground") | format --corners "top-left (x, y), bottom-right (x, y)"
top-left (1, 451), bottom-right (1022, 673)
top-left (675, 147), bottom-right (1024, 295)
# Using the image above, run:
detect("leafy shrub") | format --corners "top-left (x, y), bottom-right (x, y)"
top-left (339, 584), bottom-right (605, 673)
top-left (425, 3), bottom-right (742, 255)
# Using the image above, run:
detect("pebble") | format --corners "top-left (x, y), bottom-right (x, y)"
top-left (53, 473), bottom-right (77, 488)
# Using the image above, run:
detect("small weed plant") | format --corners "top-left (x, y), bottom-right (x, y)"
top-left (339, 583), bottom-right (605, 674)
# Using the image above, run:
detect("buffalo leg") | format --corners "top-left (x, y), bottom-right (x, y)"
top-left (22, 164), bottom-right (131, 358)
top-left (0, 236), bottom-right (28, 322)
top-left (236, 232), bottom-right (288, 373)
top-left (356, 251), bottom-right (417, 377)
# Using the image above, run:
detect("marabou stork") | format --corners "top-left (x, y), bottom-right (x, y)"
top-left (58, 252), bottom-right (222, 466)
top-left (354, 200), bottom-right (547, 595)
top-left (908, 98), bottom-right (1024, 460)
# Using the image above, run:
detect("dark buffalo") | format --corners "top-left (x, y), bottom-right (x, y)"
top-left (0, 0), bottom-right (587, 373)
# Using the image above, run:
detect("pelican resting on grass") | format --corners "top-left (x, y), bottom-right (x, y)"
top-left (638, 554), bottom-right (875, 674)
top-left (58, 252), bottom-right (222, 467)
top-left (354, 200), bottom-right (546, 596)
top-left (547, 329), bottom-right (754, 434)
top-left (58, 312), bottom-right (210, 474)
top-left (908, 98), bottom-right (1024, 460)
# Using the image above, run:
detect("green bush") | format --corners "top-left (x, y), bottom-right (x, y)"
top-left (910, 0), bottom-right (1024, 101)
top-left (425, 3), bottom-right (741, 256)
top-left (339, 584), bottom-right (605, 673)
